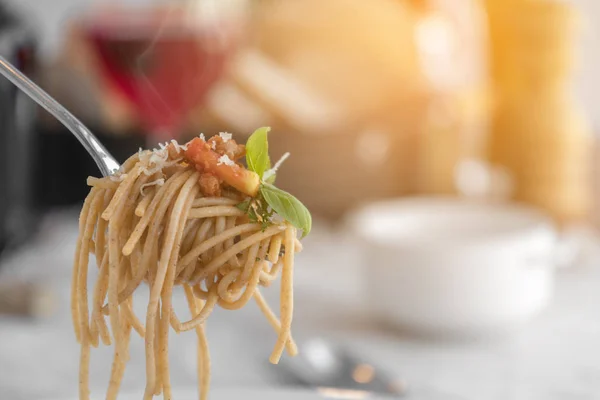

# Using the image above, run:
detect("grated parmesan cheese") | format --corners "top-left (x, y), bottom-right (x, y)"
top-left (110, 173), bottom-right (127, 182)
top-left (210, 141), bottom-right (217, 150)
top-left (171, 139), bottom-right (188, 152)
top-left (271, 213), bottom-right (285, 225)
top-left (219, 132), bottom-right (232, 142)
top-left (140, 178), bottom-right (165, 196)
top-left (263, 152), bottom-right (290, 181)
top-left (138, 146), bottom-right (168, 175)
top-left (217, 154), bottom-right (235, 166)
top-left (149, 150), bottom-right (168, 166)
top-left (143, 166), bottom-right (162, 176)
top-left (199, 133), bottom-right (206, 141)
top-left (135, 140), bottom-right (189, 176)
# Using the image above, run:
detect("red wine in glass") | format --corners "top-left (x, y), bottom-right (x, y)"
top-left (84, 10), bottom-right (234, 141)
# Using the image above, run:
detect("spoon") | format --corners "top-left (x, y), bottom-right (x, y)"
top-left (277, 338), bottom-right (407, 398)
top-left (0, 56), bottom-right (120, 176)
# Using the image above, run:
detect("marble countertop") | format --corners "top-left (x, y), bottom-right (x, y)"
top-left (1, 211), bottom-right (600, 400)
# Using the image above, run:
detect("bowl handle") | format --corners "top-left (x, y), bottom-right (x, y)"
top-left (525, 231), bottom-right (582, 270)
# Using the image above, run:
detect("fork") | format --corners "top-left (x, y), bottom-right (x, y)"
top-left (0, 56), bottom-right (120, 177)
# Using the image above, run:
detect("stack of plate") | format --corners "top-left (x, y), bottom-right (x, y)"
top-left (486, 0), bottom-right (592, 224)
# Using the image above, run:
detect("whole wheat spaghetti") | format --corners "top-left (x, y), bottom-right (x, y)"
top-left (72, 128), bottom-right (311, 400)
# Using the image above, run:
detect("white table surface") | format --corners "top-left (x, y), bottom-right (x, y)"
top-left (1, 210), bottom-right (600, 400)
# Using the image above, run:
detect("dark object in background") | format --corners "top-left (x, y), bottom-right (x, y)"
top-left (0, 3), bottom-right (38, 259)
top-left (35, 126), bottom-right (145, 208)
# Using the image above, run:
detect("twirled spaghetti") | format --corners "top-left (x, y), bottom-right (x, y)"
top-left (72, 130), bottom-right (307, 400)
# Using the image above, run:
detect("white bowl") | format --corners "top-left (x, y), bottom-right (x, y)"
top-left (350, 197), bottom-right (558, 336)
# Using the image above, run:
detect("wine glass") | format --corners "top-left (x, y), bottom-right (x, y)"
top-left (80, 0), bottom-right (249, 146)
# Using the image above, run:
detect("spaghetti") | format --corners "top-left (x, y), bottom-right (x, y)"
top-left (72, 129), bottom-right (309, 400)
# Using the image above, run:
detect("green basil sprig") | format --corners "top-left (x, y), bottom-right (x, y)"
top-left (242, 127), bottom-right (312, 237)
top-left (245, 126), bottom-right (271, 178)
top-left (260, 183), bottom-right (311, 237)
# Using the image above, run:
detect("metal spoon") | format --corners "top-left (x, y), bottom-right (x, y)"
top-left (277, 338), bottom-right (407, 398)
top-left (0, 56), bottom-right (120, 176)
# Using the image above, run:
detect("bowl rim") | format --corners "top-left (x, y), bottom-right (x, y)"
top-left (347, 196), bottom-right (557, 249)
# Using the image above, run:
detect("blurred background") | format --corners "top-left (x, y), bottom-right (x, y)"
top-left (1, 0), bottom-right (600, 399)
top-left (3, 0), bottom-right (600, 222)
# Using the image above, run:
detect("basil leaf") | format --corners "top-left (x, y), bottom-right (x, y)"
top-left (245, 127), bottom-right (271, 178)
top-left (247, 206), bottom-right (258, 223)
top-left (236, 200), bottom-right (251, 212)
top-left (260, 182), bottom-right (312, 237)
top-left (265, 173), bottom-right (276, 184)
top-left (261, 220), bottom-right (270, 231)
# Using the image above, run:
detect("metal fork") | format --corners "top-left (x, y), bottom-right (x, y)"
top-left (0, 56), bottom-right (120, 177)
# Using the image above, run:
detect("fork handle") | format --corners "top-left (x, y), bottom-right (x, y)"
top-left (0, 55), bottom-right (120, 176)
